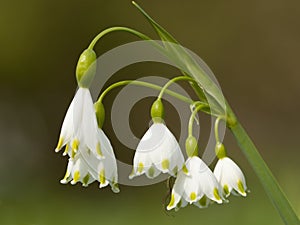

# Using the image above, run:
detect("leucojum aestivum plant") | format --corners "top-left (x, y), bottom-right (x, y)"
top-left (54, 2), bottom-right (299, 224)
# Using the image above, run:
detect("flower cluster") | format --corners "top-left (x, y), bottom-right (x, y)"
top-left (54, 47), bottom-right (247, 211)
top-left (55, 86), bottom-right (247, 211)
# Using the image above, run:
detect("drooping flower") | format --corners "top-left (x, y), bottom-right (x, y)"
top-left (213, 156), bottom-right (247, 197)
top-left (55, 87), bottom-right (104, 159)
top-left (213, 142), bottom-right (247, 197)
top-left (129, 123), bottom-right (184, 179)
top-left (60, 127), bottom-right (119, 193)
top-left (167, 156), bottom-right (223, 210)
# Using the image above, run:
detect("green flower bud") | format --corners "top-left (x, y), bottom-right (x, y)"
top-left (185, 135), bottom-right (198, 157)
top-left (76, 49), bottom-right (97, 88)
top-left (151, 99), bottom-right (164, 123)
top-left (94, 101), bottom-right (105, 128)
top-left (215, 142), bottom-right (227, 159)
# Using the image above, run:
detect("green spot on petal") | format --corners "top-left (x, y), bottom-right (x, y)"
top-left (73, 171), bottom-right (80, 183)
top-left (190, 192), bottom-right (196, 201)
top-left (63, 144), bottom-right (69, 155)
top-left (72, 139), bottom-right (80, 152)
top-left (71, 148), bottom-right (76, 159)
top-left (148, 166), bottom-right (155, 177)
top-left (237, 180), bottom-right (246, 196)
top-left (62, 169), bottom-right (70, 181)
top-left (111, 178), bottom-right (120, 193)
top-left (176, 199), bottom-right (182, 208)
top-left (56, 137), bottom-right (64, 151)
top-left (213, 188), bottom-right (221, 201)
top-left (168, 194), bottom-right (175, 208)
top-left (199, 196), bottom-right (207, 207)
top-left (162, 159), bottom-right (170, 170)
top-left (99, 169), bottom-right (106, 184)
top-left (96, 142), bottom-right (103, 156)
top-left (137, 162), bottom-right (144, 173)
top-left (223, 184), bottom-right (230, 196)
top-left (182, 165), bottom-right (189, 174)
top-left (172, 166), bottom-right (178, 175)
top-left (83, 174), bottom-right (90, 185)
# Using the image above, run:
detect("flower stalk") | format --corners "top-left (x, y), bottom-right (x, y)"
top-left (97, 80), bottom-right (194, 104)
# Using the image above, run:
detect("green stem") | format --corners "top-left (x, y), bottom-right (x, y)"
top-left (188, 104), bottom-right (205, 136)
top-left (214, 117), bottom-right (222, 143)
top-left (88, 26), bottom-right (163, 51)
top-left (230, 121), bottom-right (300, 225)
top-left (97, 80), bottom-right (194, 104)
top-left (157, 76), bottom-right (197, 99)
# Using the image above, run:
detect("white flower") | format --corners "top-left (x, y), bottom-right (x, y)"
top-left (167, 156), bottom-right (222, 210)
top-left (213, 156), bottom-right (247, 197)
top-left (55, 87), bottom-right (104, 158)
top-left (129, 123), bottom-right (184, 179)
top-left (60, 128), bottom-right (119, 193)
top-left (55, 87), bottom-right (119, 192)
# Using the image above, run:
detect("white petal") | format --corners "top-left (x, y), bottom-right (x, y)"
top-left (129, 151), bottom-right (152, 179)
top-left (214, 159), bottom-right (232, 196)
top-left (96, 129), bottom-right (114, 159)
top-left (182, 157), bottom-right (203, 203)
top-left (131, 123), bottom-right (184, 179)
top-left (60, 158), bottom-right (74, 184)
top-left (216, 157), bottom-right (247, 196)
top-left (193, 157), bottom-right (222, 204)
top-left (55, 99), bottom-right (74, 152)
top-left (145, 164), bottom-right (161, 178)
top-left (70, 156), bottom-right (90, 185)
top-left (81, 89), bottom-right (99, 153)
top-left (167, 172), bottom-right (185, 210)
top-left (72, 88), bottom-right (85, 134)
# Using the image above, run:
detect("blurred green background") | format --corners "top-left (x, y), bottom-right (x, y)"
top-left (1, 0), bottom-right (300, 224)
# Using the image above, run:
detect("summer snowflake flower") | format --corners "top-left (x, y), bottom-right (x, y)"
top-left (60, 127), bottom-right (119, 192)
top-left (167, 156), bottom-right (223, 210)
top-left (55, 87), bottom-right (103, 159)
top-left (214, 156), bottom-right (247, 197)
top-left (129, 123), bottom-right (184, 179)
top-left (55, 87), bottom-right (119, 192)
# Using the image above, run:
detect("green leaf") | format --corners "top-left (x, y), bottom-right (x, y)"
top-left (132, 1), bottom-right (226, 116)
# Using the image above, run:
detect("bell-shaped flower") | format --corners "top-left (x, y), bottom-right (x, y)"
top-left (167, 156), bottom-right (222, 210)
top-left (214, 156), bottom-right (247, 197)
top-left (54, 87), bottom-right (104, 159)
top-left (129, 123), bottom-right (184, 179)
top-left (60, 127), bottom-right (119, 193)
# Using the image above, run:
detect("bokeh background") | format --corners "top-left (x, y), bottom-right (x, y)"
top-left (1, 0), bottom-right (300, 224)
